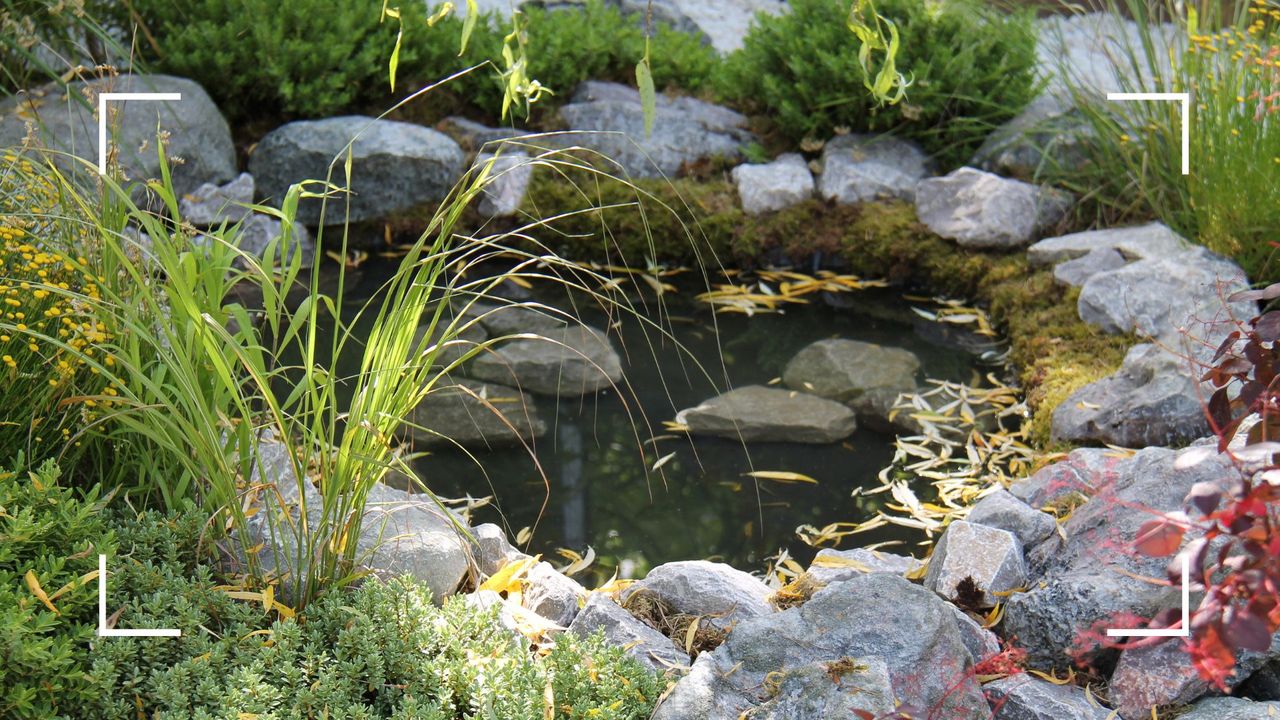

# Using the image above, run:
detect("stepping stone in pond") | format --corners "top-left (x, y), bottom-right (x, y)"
top-left (402, 378), bottom-right (546, 448)
top-left (675, 385), bottom-right (858, 443)
top-left (781, 338), bottom-right (920, 434)
top-left (469, 323), bottom-right (623, 396)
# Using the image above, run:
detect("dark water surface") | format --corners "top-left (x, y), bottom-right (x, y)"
top-left (310, 261), bottom-right (988, 582)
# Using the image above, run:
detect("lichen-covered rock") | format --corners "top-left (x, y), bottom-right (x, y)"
top-left (967, 489), bottom-right (1058, 549)
top-left (1008, 447), bottom-right (1118, 509)
top-left (404, 378), bottom-right (546, 448)
top-left (806, 547), bottom-right (923, 584)
top-left (675, 385), bottom-right (859, 444)
top-left (569, 594), bottom-right (690, 671)
top-left (924, 521), bottom-right (1027, 608)
top-left (818, 134), bottom-right (931, 204)
top-left (1053, 247), bottom-right (1127, 287)
top-left (180, 172), bottom-right (255, 226)
top-left (521, 561), bottom-right (586, 627)
top-left (1050, 343), bottom-right (1209, 448)
top-left (469, 323), bottom-right (623, 396)
top-left (621, 560), bottom-right (773, 632)
top-left (781, 338), bottom-right (919, 433)
top-left (731, 153), bottom-right (814, 214)
top-left (474, 151), bottom-right (532, 217)
top-left (250, 116), bottom-right (464, 225)
top-left (984, 675), bottom-right (1114, 719)
top-left (0, 74), bottom-right (236, 198)
top-left (650, 574), bottom-right (991, 720)
top-left (914, 168), bottom-right (1072, 249)
top-left (616, 0), bottom-right (788, 54)
top-left (536, 81), bottom-right (754, 178)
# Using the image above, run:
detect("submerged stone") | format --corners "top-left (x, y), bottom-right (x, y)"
top-left (403, 378), bottom-right (546, 449)
top-left (675, 385), bottom-right (858, 444)
top-left (469, 323), bottom-right (623, 396)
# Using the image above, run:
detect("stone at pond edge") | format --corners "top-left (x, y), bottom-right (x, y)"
top-left (781, 338), bottom-right (920, 433)
top-left (249, 116), bottom-right (464, 225)
top-left (924, 520), bottom-right (1027, 609)
top-left (650, 574), bottom-right (991, 720)
top-left (731, 153), bottom-right (814, 215)
top-left (616, 0), bottom-right (788, 54)
top-left (521, 561), bottom-right (586, 627)
top-left (474, 151), bottom-right (532, 217)
top-left (966, 489), bottom-right (1058, 549)
top-left (620, 560), bottom-right (773, 633)
top-left (0, 74), bottom-right (236, 199)
top-left (569, 594), bottom-right (690, 672)
top-left (675, 385), bottom-right (858, 444)
top-left (1027, 222), bottom-right (1189, 267)
top-left (1050, 343), bottom-right (1209, 449)
top-left (469, 323), bottom-right (623, 396)
top-left (914, 167), bottom-right (1072, 249)
top-left (984, 675), bottom-right (1114, 720)
top-left (818, 133), bottom-right (932, 204)
top-left (806, 547), bottom-right (923, 584)
top-left (403, 378), bottom-right (546, 449)
top-left (1053, 247), bottom-right (1127, 287)
top-left (748, 660), bottom-right (898, 720)
top-left (470, 523), bottom-right (525, 578)
top-left (180, 172), bottom-right (255, 226)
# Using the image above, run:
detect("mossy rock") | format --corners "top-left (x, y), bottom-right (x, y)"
top-left (515, 169), bottom-right (1130, 448)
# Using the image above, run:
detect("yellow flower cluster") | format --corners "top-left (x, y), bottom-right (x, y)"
top-left (1, 153), bottom-right (117, 447)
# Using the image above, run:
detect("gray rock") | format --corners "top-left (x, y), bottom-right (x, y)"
top-left (521, 561), bottom-right (586, 626)
top-left (818, 133), bottom-right (931, 204)
top-left (620, 560), bottom-right (773, 632)
top-left (569, 593), bottom-right (690, 671)
top-left (245, 437), bottom-right (471, 603)
top-left (984, 675), bottom-right (1114, 720)
top-left (967, 489), bottom-right (1058, 549)
top-left (1027, 223), bottom-right (1189, 267)
top-left (972, 94), bottom-right (1092, 178)
top-left (249, 116), bottom-right (464, 225)
top-left (536, 81), bottom-right (754, 178)
top-left (781, 338), bottom-right (919, 433)
top-left (1177, 697), bottom-right (1280, 720)
top-left (731, 153), bottom-right (813, 214)
top-left (1242, 657), bottom-right (1280, 700)
top-left (749, 661), bottom-right (898, 720)
top-left (675, 385), bottom-right (859, 444)
top-left (196, 214), bottom-right (314, 266)
top-left (0, 74), bottom-right (236, 199)
top-left (1077, 246), bottom-right (1253, 344)
top-left (474, 151), bottom-right (532, 217)
top-left (914, 167), bottom-right (1073, 249)
top-left (948, 604), bottom-right (1002, 665)
top-left (1008, 447), bottom-right (1117, 509)
top-left (616, 0), bottom-right (787, 54)
top-left (470, 523), bottom-right (525, 577)
top-left (415, 313), bottom-right (489, 371)
top-left (924, 521), bottom-right (1027, 608)
top-left (472, 301), bottom-right (571, 336)
top-left (806, 547), bottom-right (923, 584)
top-left (650, 574), bottom-right (991, 720)
top-left (404, 378), bottom-right (546, 448)
top-left (1053, 247), bottom-right (1127, 287)
top-left (1109, 632), bottom-right (1280, 720)
top-left (180, 172), bottom-right (255, 226)
top-left (1050, 343), bottom-right (1209, 448)
top-left (469, 323), bottom-right (623, 396)
top-left (1003, 446), bottom-right (1242, 670)
top-left (439, 115), bottom-right (531, 150)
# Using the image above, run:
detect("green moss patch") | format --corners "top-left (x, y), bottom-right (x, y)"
top-left (518, 172), bottom-right (1131, 448)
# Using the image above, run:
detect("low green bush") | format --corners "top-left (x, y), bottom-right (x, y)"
top-left (716, 0), bottom-right (1039, 167)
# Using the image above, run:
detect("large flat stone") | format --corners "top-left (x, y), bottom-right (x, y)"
top-left (675, 385), bottom-right (859, 444)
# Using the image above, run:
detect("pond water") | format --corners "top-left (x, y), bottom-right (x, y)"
top-left (304, 260), bottom-right (992, 583)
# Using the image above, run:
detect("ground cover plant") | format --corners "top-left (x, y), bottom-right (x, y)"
top-left (716, 0), bottom-right (1040, 167)
top-left (1056, 0), bottom-right (1280, 280)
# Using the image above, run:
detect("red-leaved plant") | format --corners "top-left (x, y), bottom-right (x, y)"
top-left (1132, 281), bottom-right (1280, 688)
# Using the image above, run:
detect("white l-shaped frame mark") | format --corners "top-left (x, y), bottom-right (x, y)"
top-left (1106, 92), bottom-right (1190, 176)
top-left (96, 92), bottom-right (182, 174)
top-left (1106, 552), bottom-right (1190, 638)
top-left (98, 554), bottom-right (181, 637)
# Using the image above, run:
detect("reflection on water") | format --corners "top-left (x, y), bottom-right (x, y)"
top-left (372, 272), bottom-right (989, 583)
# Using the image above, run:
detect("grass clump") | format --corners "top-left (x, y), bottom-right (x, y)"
top-left (716, 0), bottom-right (1040, 167)
top-left (1054, 0), bottom-right (1280, 280)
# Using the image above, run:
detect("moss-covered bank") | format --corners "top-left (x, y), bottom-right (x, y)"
top-left (519, 172), bottom-right (1133, 447)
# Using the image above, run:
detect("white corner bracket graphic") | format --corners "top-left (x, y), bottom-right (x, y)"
top-left (97, 554), bottom-right (181, 637)
top-left (1106, 552), bottom-right (1190, 638)
top-left (96, 92), bottom-right (183, 174)
top-left (1106, 92), bottom-right (1191, 176)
